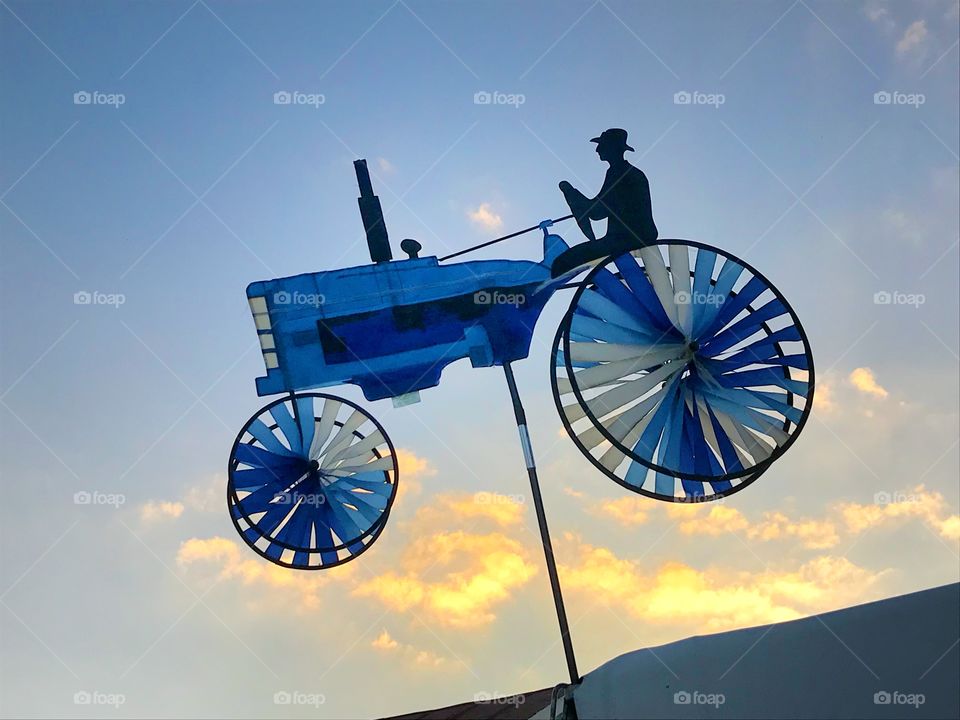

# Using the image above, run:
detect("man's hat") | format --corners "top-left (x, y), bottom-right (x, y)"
top-left (590, 128), bottom-right (634, 152)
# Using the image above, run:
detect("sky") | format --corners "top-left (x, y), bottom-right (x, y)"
top-left (0, 0), bottom-right (958, 718)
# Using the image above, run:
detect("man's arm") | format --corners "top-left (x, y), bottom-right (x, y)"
top-left (559, 181), bottom-right (597, 241)
top-left (582, 167), bottom-right (622, 220)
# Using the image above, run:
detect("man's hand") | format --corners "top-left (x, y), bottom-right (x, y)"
top-left (558, 181), bottom-right (596, 241)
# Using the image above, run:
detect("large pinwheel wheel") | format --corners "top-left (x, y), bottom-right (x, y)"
top-left (552, 241), bottom-right (814, 502)
top-left (227, 393), bottom-right (398, 569)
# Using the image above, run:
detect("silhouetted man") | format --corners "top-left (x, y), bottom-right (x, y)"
top-left (551, 128), bottom-right (658, 277)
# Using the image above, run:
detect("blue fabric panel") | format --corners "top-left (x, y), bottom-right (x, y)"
top-left (269, 403), bottom-right (302, 455)
top-left (716, 367), bottom-right (808, 396)
top-left (613, 254), bottom-right (674, 332)
top-left (246, 419), bottom-right (297, 457)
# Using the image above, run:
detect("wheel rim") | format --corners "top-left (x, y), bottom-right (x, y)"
top-left (552, 241), bottom-right (814, 502)
top-left (227, 393), bottom-right (398, 569)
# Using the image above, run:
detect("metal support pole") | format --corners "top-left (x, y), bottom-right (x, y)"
top-left (502, 362), bottom-right (580, 686)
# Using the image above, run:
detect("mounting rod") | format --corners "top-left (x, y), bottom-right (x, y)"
top-left (502, 362), bottom-right (580, 687)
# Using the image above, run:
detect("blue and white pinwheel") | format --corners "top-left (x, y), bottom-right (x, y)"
top-left (228, 393), bottom-right (397, 569)
top-left (552, 240), bottom-right (814, 502)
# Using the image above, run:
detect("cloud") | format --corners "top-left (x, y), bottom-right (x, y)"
top-left (815, 377), bottom-right (839, 415)
top-left (558, 535), bottom-right (889, 633)
top-left (370, 629), bottom-right (448, 668)
top-left (563, 487), bottom-right (585, 499)
top-left (139, 500), bottom-right (184, 522)
top-left (410, 491), bottom-right (526, 529)
top-left (849, 367), bottom-right (888, 398)
top-left (183, 475), bottom-right (224, 513)
top-left (662, 484), bottom-right (959, 548)
top-left (467, 203), bottom-right (503, 231)
top-left (177, 536), bottom-right (348, 609)
top-left (376, 157), bottom-right (396, 174)
top-left (896, 19), bottom-right (928, 56)
top-left (371, 629), bottom-right (399, 650)
top-left (670, 504), bottom-right (840, 549)
top-left (881, 208), bottom-right (925, 245)
top-left (353, 530), bottom-right (537, 627)
top-left (352, 492), bottom-right (536, 626)
top-left (838, 485), bottom-right (960, 541)
top-left (176, 491), bottom-right (533, 622)
top-left (864, 3), bottom-right (895, 32)
top-left (136, 476), bottom-right (223, 524)
top-left (396, 448), bottom-right (436, 498)
top-left (590, 496), bottom-right (650, 526)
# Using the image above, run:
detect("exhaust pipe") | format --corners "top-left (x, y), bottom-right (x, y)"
top-left (353, 159), bottom-right (393, 263)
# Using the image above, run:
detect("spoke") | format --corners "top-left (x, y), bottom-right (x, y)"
top-left (639, 247), bottom-right (679, 328)
top-left (567, 346), bottom-right (686, 390)
top-left (565, 361), bottom-right (678, 419)
top-left (326, 429), bottom-right (386, 466)
top-left (327, 455), bottom-right (396, 476)
top-left (578, 288), bottom-right (657, 336)
top-left (246, 418), bottom-right (296, 457)
top-left (320, 408), bottom-right (368, 464)
top-left (569, 340), bottom-right (681, 363)
top-left (269, 402), bottom-right (302, 455)
top-left (570, 313), bottom-right (659, 345)
top-left (309, 397), bottom-right (341, 460)
top-left (690, 248), bottom-right (717, 338)
top-left (668, 244), bottom-right (692, 336)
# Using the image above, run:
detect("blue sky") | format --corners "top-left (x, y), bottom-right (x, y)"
top-left (1, 1), bottom-right (958, 718)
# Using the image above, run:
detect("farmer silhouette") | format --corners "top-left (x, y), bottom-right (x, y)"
top-left (551, 128), bottom-right (658, 277)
